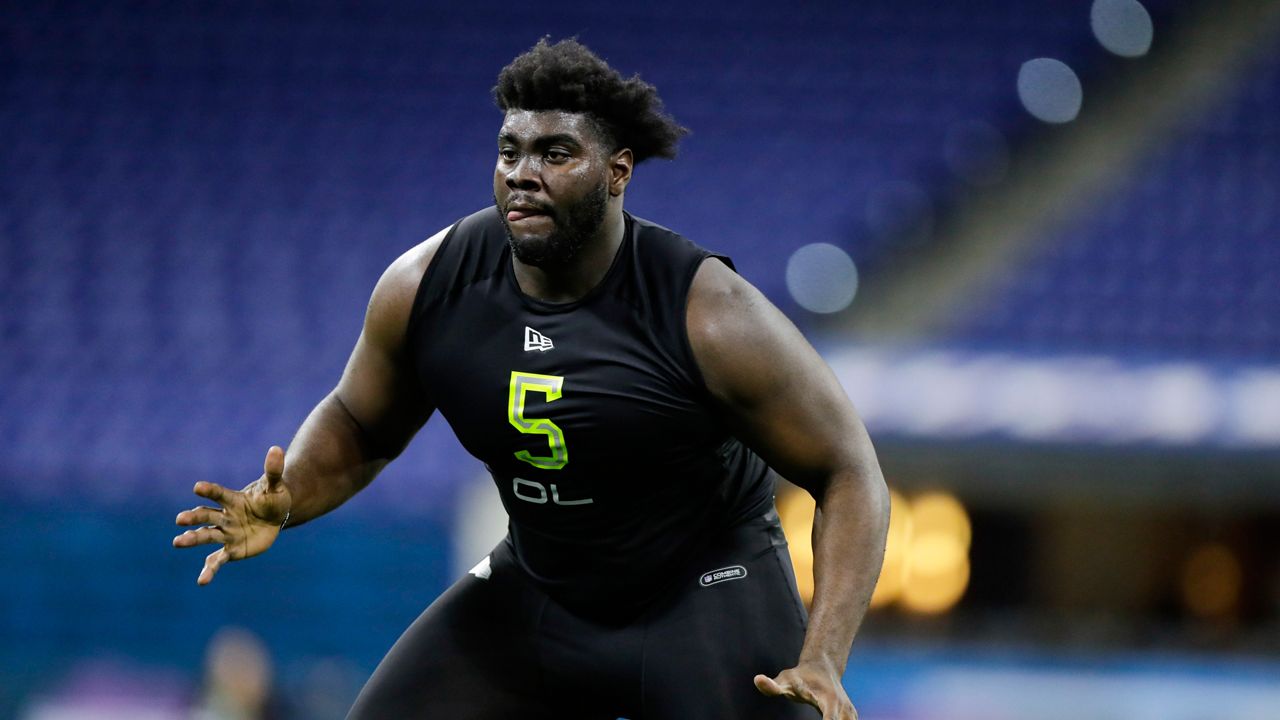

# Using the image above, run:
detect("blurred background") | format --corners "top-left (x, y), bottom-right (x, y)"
top-left (2, 0), bottom-right (1279, 717)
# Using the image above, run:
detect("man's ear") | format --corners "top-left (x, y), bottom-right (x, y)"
top-left (609, 148), bottom-right (634, 197)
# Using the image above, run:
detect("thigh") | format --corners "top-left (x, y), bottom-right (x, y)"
top-left (640, 514), bottom-right (820, 720)
top-left (347, 546), bottom-right (556, 720)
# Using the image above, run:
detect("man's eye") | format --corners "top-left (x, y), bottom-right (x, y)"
top-left (546, 150), bottom-right (570, 162)
top-left (499, 149), bottom-right (518, 161)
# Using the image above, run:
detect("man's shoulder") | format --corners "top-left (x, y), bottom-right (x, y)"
top-left (455, 205), bottom-right (504, 233)
top-left (628, 212), bottom-right (738, 270)
top-left (629, 212), bottom-right (693, 249)
top-left (366, 217), bottom-right (466, 340)
top-left (628, 212), bottom-right (724, 268)
top-left (387, 223), bottom-right (453, 292)
top-left (386, 206), bottom-right (500, 289)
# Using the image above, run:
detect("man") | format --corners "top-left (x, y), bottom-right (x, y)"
top-left (173, 38), bottom-right (889, 720)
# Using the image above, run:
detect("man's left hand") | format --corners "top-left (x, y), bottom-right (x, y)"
top-left (754, 661), bottom-right (857, 719)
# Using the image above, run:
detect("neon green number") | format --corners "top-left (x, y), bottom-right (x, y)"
top-left (508, 371), bottom-right (568, 470)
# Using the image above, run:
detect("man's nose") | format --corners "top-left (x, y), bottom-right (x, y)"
top-left (505, 156), bottom-right (541, 191)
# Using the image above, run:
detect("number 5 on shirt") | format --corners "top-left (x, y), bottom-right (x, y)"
top-left (508, 371), bottom-right (568, 470)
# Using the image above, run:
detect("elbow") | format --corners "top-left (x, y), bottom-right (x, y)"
top-left (856, 466), bottom-right (891, 521)
top-left (819, 461), bottom-right (890, 527)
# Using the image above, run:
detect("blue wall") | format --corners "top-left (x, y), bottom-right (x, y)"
top-left (0, 501), bottom-right (451, 713)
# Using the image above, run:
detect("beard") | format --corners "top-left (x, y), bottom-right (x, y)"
top-left (497, 181), bottom-right (609, 268)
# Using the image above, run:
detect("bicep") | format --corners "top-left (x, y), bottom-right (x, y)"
top-left (687, 259), bottom-right (874, 492)
top-left (332, 235), bottom-right (444, 459)
top-left (333, 328), bottom-right (431, 459)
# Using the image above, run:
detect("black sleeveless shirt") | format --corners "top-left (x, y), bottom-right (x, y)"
top-left (407, 207), bottom-right (775, 619)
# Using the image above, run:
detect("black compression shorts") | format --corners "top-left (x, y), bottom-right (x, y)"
top-left (347, 510), bottom-right (819, 719)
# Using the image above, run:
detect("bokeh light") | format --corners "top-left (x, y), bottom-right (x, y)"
top-left (1018, 58), bottom-right (1084, 123)
top-left (1091, 0), bottom-right (1154, 58)
top-left (785, 242), bottom-right (859, 314)
top-left (781, 486), bottom-right (971, 614)
top-left (898, 491), bottom-right (972, 614)
top-left (1181, 542), bottom-right (1244, 619)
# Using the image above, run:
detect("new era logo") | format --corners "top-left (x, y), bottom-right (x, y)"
top-left (524, 327), bottom-right (554, 352)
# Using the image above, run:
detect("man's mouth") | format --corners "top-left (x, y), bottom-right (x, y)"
top-left (506, 202), bottom-right (552, 223)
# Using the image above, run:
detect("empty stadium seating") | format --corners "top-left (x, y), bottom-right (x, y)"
top-left (2, 0), bottom-right (1198, 510)
top-left (953, 34), bottom-right (1280, 363)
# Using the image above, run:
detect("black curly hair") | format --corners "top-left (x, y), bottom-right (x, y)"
top-left (493, 38), bottom-right (688, 163)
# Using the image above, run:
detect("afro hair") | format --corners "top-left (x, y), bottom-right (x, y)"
top-left (493, 38), bottom-right (688, 163)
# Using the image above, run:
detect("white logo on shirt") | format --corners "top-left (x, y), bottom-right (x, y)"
top-left (524, 327), bottom-right (554, 352)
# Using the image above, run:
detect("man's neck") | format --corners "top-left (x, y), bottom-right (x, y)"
top-left (512, 211), bottom-right (626, 303)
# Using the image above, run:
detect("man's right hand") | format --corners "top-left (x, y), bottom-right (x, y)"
top-left (172, 445), bottom-right (293, 585)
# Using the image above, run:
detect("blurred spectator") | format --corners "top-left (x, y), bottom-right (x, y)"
top-left (191, 628), bottom-right (285, 720)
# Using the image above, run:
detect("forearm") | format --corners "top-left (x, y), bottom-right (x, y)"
top-left (270, 392), bottom-right (390, 527)
top-left (799, 466), bottom-right (890, 673)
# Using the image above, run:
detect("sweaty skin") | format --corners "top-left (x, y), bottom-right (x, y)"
top-left (173, 109), bottom-right (888, 720)
top-left (496, 109), bottom-right (633, 302)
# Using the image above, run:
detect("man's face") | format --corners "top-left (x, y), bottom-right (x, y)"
top-left (494, 110), bottom-right (612, 268)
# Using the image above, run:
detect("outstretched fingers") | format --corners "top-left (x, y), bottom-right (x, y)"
top-left (172, 525), bottom-right (228, 548)
top-left (175, 506), bottom-right (224, 527)
top-left (198, 548), bottom-right (229, 585)
top-left (174, 505), bottom-right (233, 549)
top-left (193, 481), bottom-right (231, 505)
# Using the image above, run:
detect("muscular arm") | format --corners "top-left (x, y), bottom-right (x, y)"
top-left (687, 258), bottom-right (889, 715)
top-left (270, 228), bottom-right (445, 526)
top-left (175, 228), bottom-right (448, 583)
